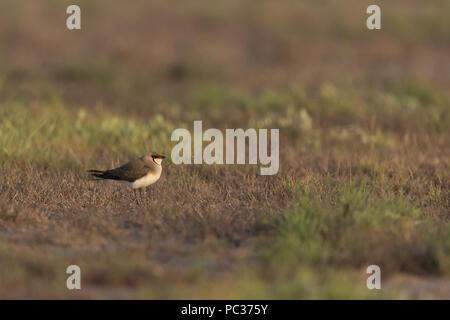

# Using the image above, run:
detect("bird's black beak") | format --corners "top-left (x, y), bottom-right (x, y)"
top-left (159, 155), bottom-right (166, 159)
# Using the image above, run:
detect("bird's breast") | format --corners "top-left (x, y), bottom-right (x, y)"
top-left (131, 169), bottom-right (162, 189)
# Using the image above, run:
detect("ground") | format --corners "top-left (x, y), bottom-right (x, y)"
top-left (0, 0), bottom-right (449, 298)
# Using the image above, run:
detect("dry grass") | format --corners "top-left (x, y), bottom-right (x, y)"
top-left (0, 0), bottom-right (449, 298)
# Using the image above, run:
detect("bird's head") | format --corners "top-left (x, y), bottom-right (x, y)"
top-left (147, 152), bottom-right (166, 166)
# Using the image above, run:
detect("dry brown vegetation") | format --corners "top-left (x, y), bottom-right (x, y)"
top-left (0, 0), bottom-right (449, 298)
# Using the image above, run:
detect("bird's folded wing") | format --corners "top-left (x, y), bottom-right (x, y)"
top-left (106, 159), bottom-right (151, 182)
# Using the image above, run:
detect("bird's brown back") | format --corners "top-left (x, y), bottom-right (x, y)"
top-left (104, 156), bottom-right (158, 182)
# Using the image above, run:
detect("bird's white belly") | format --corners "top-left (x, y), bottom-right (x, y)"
top-left (130, 171), bottom-right (161, 189)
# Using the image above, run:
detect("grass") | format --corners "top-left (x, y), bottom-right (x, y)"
top-left (0, 0), bottom-right (449, 299)
top-left (271, 181), bottom-right (446, 274)
top-left (0, 80), bottom-right (448, 298)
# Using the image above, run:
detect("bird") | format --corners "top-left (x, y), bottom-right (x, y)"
top-left (88, 151), bottom-right (166, 205)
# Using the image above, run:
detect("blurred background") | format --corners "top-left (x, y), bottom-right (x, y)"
top-left (0, 0), bottom-right (449, 299)
top-left (1, 1), bottom-right (449, 116)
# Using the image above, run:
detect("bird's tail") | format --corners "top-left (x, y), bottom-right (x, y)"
top-left (87, 169), bottom-right (106, 180)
